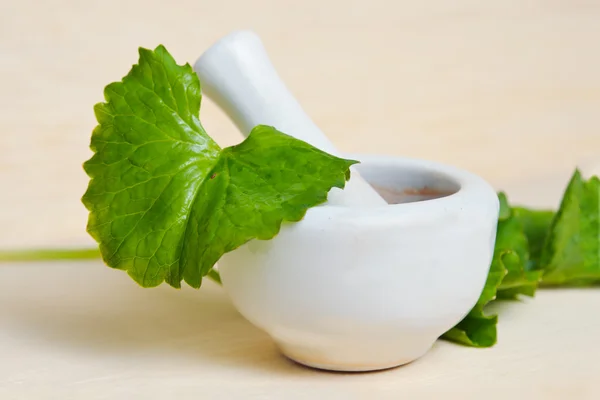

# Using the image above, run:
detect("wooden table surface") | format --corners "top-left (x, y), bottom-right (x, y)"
top-left (1, 1), bottom-right (599, 398)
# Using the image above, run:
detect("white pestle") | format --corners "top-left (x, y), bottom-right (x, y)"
top-left (193, 30), bottom-right (387, 207)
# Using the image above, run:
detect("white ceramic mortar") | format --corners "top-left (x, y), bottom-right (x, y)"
top-left (194, 31), bottom-right (500, 371)
top-left (217, 156), bottom-right (499, 371)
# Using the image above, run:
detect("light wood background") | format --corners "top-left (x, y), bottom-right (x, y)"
top-left (1, 1), bottom-right (599, 398)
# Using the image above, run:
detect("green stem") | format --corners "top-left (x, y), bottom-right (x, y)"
top-left (0, 247), bottom-right (101, 262)
top-left (0, 247), bottom-right (223, 286)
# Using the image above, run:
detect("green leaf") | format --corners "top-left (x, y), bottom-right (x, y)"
top-left (82, 45), bottom-right (356, 289)
top-left (441, 256), bottom-right (505, 347)
top-left (496, 251), bottom-right (541, 299)
top-left (442, 193), bottom-right (541, 347)
top-left (539, 170), bottom-right (600, 286)
top-left (495, 197), bottom-right (543, 299)
top-left (176, 125), bottom-right (357, 288)
top-left (441, 194), bottom-right (507, 346)
top-left (511, 207), bottom-right (555, 270)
